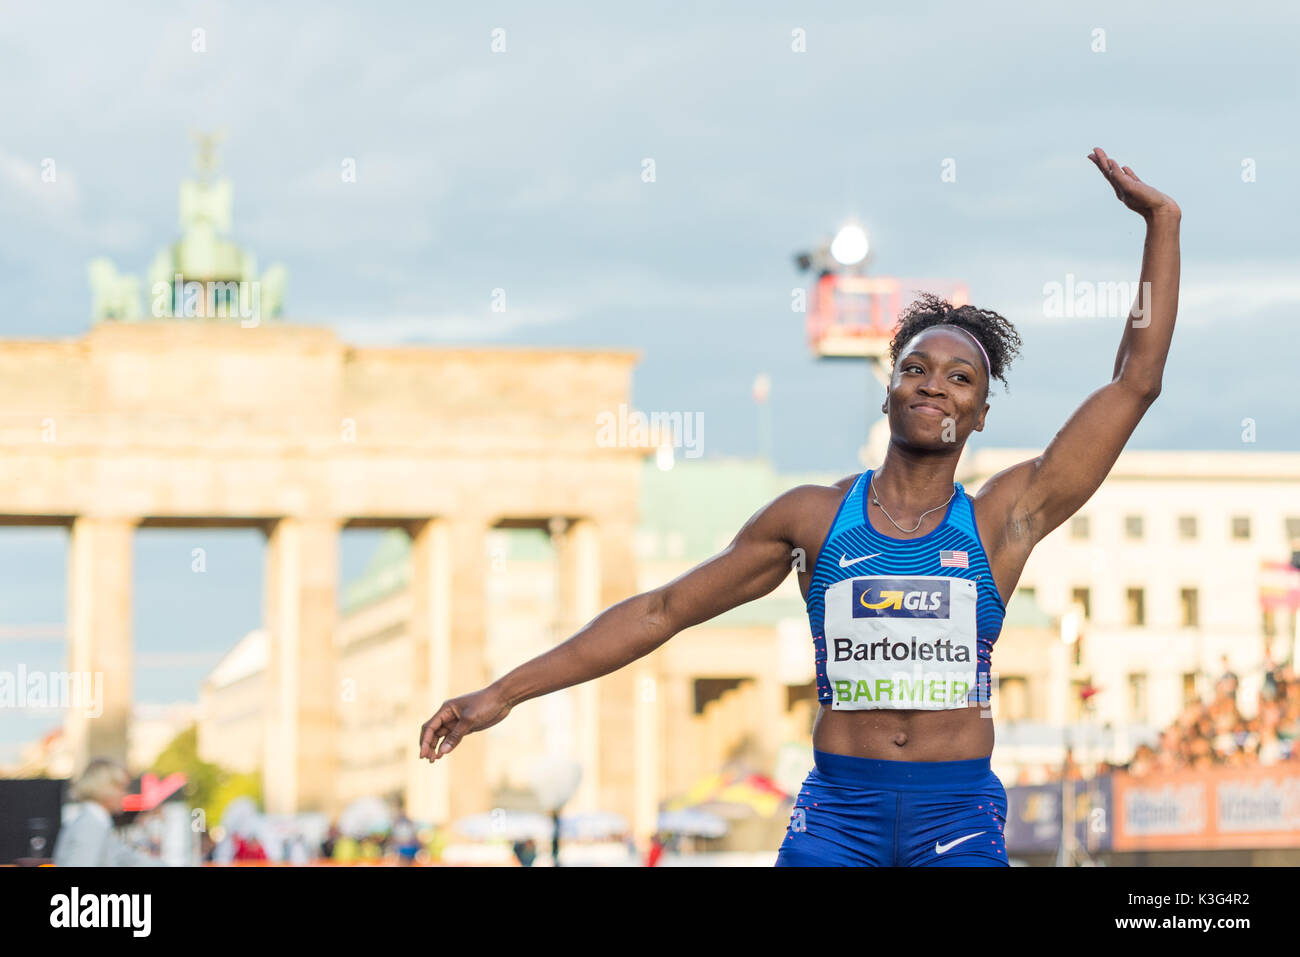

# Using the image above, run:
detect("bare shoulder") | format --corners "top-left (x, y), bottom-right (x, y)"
top-left (773, 473), bottom-right (860, 553)
top-left (786, 473), bottom-right (858, 507)
top-left (770, 472), bottom-right (857, 505)
top-left (831, 472), bottom-right (859, 492)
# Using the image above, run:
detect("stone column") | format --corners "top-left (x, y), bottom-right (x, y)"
top-left (592, 517), bottom-right (661, 842)
top-left (66, 516), bottom-right (136, 769)
top-left (262, 516), bottom-right (339, 814)
top-left (405, 516), bottom-right (490, 825)
top-left (552, 517), bottom-right (602, 812)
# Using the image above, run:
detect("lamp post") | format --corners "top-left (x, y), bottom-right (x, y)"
top-left (794, 221), bottom-right (884, 466)
top-left (530, 758), bottom-right (582, 867)
top-left (1056, 608), bottom-right (1082, 868)
top-left (752, 373), bottom-right (772, 463)
top-left (1290, 545), bottom-right (1300, 669)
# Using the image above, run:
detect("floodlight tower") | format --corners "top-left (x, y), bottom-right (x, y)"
top-left (795, 223), bottom-right (970, 466)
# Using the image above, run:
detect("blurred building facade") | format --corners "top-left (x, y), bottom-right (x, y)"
top-left (7, 701), bottom-right (197, 779)
top-left (971, 448), bottom-right (1300, 783)
top-left (193, 449), bottom-right (1300, 836)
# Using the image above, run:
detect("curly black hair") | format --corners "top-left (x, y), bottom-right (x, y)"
top-left (888, 291), bottom-right (1023, 394)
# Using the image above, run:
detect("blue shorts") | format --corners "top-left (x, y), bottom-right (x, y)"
top-left (774, 749), bottom-right (1008, 867)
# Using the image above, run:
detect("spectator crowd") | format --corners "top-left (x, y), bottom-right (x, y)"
top-left (203, 813), bottom-right (445, 865)
top-left (1031, 653), bottom-right (1300, 783)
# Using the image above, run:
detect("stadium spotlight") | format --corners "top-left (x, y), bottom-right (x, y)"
top-left (830, 223), bottom-right (869, 267)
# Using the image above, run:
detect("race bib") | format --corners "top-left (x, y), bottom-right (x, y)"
top-left (823, 575), bottom-right (978, 711)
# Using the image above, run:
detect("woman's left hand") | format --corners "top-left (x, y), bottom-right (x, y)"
top-left (1088, 146), bottom-right (1180, 220)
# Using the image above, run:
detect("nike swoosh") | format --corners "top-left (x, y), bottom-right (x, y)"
top-left (935, 832), bottom-right (985, 854)
top-left (839, 552), bottom-right (882, 568)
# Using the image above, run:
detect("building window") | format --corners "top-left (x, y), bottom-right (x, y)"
top-left (1128, 673), bottom-right (1148, 724)
top-left (1231, 515), bottom-right (1251, 540)
top-left (1071, 586), bottom-right (1091, 621)
top-left (1019, 586), bottom-right (1037, 604)
top-left (1124, 514), bottom-right (1144, 540)
top-left (1182, 673), bottom-right (1198, 706)
top-left (1286, 516), bottom-right (1300, 543)
top-left (1070, 515), bottom-right (1090, 540)
top-left (1179, 587), bottom-right (1200, 628)
top-left (1264, 606), bottom-right (1276, 638)
top-left (693, 677), bottom-right (747, 715)
top-left (785, 681), bottom-right (818, 710)
top-left (1126, 587), bottom-right (1145, 626)
top-left (1178, 515), bottom-right (1198, 540)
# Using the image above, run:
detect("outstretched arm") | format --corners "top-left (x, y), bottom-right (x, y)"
top-left (979, 146), bottom-right (1181, 545)
top-left (418, 486), bottom-right (806, 761)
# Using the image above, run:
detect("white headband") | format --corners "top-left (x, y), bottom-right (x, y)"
top-left (947, 324), bottom-right (990, 380)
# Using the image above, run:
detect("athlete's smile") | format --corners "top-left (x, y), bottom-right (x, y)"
top-left (909, 402), bottom-right (949, 416)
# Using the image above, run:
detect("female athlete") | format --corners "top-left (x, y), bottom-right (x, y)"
top-left (419, 146), bottom-right (1180, 866)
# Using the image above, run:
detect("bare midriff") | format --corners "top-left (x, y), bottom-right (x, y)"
top-left (812, 702), bottom-right (994, 761)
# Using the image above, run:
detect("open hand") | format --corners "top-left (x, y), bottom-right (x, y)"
top-left (1088, 147), bottom-right (1180, 220)
top-left (419, 686), bottom-right (513, 762)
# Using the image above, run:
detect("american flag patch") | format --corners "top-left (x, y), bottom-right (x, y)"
top-left (939, 550), bottom-right (968, 568)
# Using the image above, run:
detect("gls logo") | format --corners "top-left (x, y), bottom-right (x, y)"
top-left (851, 578), bottom-right (950, 619)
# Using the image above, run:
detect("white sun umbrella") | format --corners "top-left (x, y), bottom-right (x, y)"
top-left (220, 796), bottom-right (261, 839)
top-left (559, 811), bottom-right (629, 841)
top-left (338, 796), bottom-right (393, 838)
top-left (454, 810), bottom-right (553, 841)
top-left (656, 808), bottom-right (727, 838)
top-left (293, 812), bottom-right (330, 850)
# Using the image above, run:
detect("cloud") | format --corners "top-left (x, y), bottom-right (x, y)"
top-left (0, 148), bottom-right (80, 212)
top-left (326, 306), bottom-right (576, 343)
top-left (287, 152), bottom-right (450, 203)
top-left (1178, 274), bottom-right (1300, 320)
top-left (969, 258), bottom-right (1300, 330)
top-left (0, 624), bottom-right (63, 642)
top-left (135, 652), bottom-right (226, 670)
top-left (0, 149), bottom-right (151, 256)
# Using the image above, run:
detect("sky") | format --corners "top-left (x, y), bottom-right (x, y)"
top-left (1, 1), bottom-right (1298, 762)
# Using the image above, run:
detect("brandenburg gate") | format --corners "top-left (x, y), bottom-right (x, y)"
top-left (0, 320), bottom-right (656, 829)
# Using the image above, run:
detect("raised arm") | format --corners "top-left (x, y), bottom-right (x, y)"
top-left (418, 486), bottom-right (807, 761)
top-left (979, 146), bottom-right (1181, 545)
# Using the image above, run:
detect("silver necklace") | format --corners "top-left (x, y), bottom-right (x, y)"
top-left (869, 472), bottom-right (955, 534)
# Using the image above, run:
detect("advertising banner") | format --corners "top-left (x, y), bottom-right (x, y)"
top-left (1112, 763), bottom-right (1300, 851)
top-left (1005, 778), bottom-right (1112, 855)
